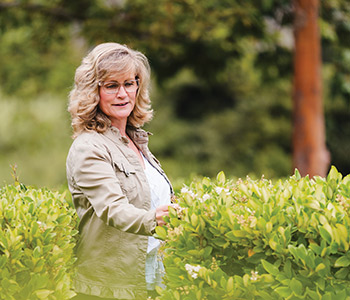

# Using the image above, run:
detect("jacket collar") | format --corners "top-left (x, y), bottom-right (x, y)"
top-left (126, 125), bottom-right (151, 146)
top-left (104, 125), bottom-right (151, 148)
top-left (104, 125), bottom-right (174, 196)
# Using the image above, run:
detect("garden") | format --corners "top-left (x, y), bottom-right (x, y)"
top-left (0, 1), bottom-right (349, 299)
top-left (1, 167), bottom-right (350, 299)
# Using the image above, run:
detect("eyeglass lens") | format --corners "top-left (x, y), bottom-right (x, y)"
top-left (102, 80), bottom-right (138, 94)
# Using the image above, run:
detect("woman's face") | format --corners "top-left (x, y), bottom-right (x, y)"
top-left (98, 72), bottom-right (137, 130)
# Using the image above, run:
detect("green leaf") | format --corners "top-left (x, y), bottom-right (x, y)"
top-left (202, 177), bottom-right (211, 187)
top-left (217, 171), bottom-right (226, 184)
top-left (269, 239), bottom-right (277, 251)
top-left (266, 221), bottom-right (273, 233)
top-left (335, 267), bottom-right (349, 279)
top-left (203, 246), bottom-right (212, 258)
top-left (294, 169), bottom-right (301, 180)
top-left (322, 292), bottom-right (332, 300)
top-left (306, 287), bottom-right (319, 300)
top-left (187, 250), bottom-right (201, 256)
top-left (261, 259), bottom-right (279, 276)
top-left (283, 260), bottom-right (292, 278)
top-left (309, 243), bottom-right (321, 255)
top-left (315, 263), bottom-right (326, 272)
top-left (319, 226), bottom-right (332, 244)
top-left (224, 231), bottom-right (244, 241)
top-left (56, 215), bottom-right (71, 226)
top-left (35, 290), bottom-right (53, 299)
top-left (243, 274), bottom-right (249, 287)
top-left (191, 214), bottom-right (198, 227)
top-left (220, 276), bottom-right (227, 289)
top-left (154, 226), bottom-right (167, 240)
top-left (212, 238), bottom-right (229, 247)
top-left (33, 246), bottom-right (41, 258)
top-left (0, 256), bottom-right (7, 269)
top-left (290, 278), bottom-right (303, 296)
top-left (334, 256), bottom-right (350, 267)
top-left (155, 285), bottom-right (164, 296)
top-left (316, 278), bottom-right (325, 291)
top-left (327, 166), bottom-right (341, 182)
top-left (174, 290), bottom-right (180, 300)
top-left (275, 287), bottom-right (292, 298)
top-left (226, 276), bottom-right (233, 292)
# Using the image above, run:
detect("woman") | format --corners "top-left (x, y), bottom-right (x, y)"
top-left (66, 42), bottom-right (174, 300)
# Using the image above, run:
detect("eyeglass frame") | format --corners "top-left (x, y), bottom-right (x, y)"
top-left (98, 78), bottom-right (139, 95)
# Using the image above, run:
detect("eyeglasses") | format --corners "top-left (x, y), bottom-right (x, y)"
top-left (98, 79), bottom-right (139, 94)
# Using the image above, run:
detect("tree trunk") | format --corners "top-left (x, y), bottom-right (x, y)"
top-left (292, 0), bottom-right (330, 177)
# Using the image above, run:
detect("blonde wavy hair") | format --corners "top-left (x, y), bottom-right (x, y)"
top-left (68, 42), bottom-right (153, 138)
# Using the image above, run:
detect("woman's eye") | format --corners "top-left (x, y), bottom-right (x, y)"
top-left (124, 81), bottom-right (135, 87)
top-left (105, 83), bottom-right (119, 89)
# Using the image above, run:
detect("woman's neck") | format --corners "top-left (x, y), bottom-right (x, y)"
top-left (111, 120), bottom-right (127, 137)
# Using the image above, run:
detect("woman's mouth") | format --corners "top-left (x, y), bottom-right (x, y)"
top-left (112, 102), bottom-right (128, 107)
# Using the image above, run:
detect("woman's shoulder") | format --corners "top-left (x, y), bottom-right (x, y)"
top-left (73, 130), bottom-right (99, 142)
top-left (76, 129), bottom-right (118, 144)
top-left (67, 130), bottom-right (113, 167)
top-left (68, 130), bottom-right (111, 155)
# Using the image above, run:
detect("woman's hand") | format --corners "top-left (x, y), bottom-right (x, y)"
top-left (155, 204), bottom-right (180, 226)
top-left (155, 204), bottom-right (170, 226)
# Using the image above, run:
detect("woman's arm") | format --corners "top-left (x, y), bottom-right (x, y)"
top-left (67, 140), bottom-right (158, 236)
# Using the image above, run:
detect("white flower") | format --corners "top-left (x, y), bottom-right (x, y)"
top-left (199, 193), bottom-right (211, 203)
top-left (181, 187), bottom-right (190, 194)
top-left (185, 264), bottom-right (202, 279)
top-left (215, 187), bottom-right (224, 194)
top-left (181, 187), bottom-right (196, 198)
top-left (203, 193), bottom-right (210, 201)
top-left (215, 187), bottom-right (231, 195)
top-left (250, 270), bottom-right (259, 281)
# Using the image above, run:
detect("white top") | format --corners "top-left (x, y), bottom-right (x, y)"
top-left (142, 154), bottom-right (171, 253)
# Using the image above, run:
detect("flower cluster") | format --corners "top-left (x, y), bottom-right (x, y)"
top-left (199, 193), bottom-right (211, 203)
top-left (210, 257), bottom-right (219, 271)
top-left (233, 214), bottom-right (255, 226)
top-left (232, 206), bottom-right (256, 227)
top-left (181, 187), bottom-right (197, 198)
top-left (336, 194), bottom-right (350, 211)
top-left (250, 270), bottom-right (260, 281)
top-left (185, 264), bottom-right (202, 279)
top-left (215, 187), bottom-right (231, 195)
top-left (167, 226), bottom-right (183, 239)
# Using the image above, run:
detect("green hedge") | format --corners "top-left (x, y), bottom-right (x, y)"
top-left (0, 184), bottom-right (78, 300)
top-left (156, 167), bottom-right (350, 300)
top-left (2, 167), bottom-right (350, 300)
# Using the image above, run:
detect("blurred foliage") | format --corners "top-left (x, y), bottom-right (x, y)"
top-left (146, 57), bottom-right (293, 180)
top-left (0, 0), bottom-right (349, 187)
top-left (0, 183), bottom-right (78, 299)
top-left (0, 93), bottom-right (72, 187)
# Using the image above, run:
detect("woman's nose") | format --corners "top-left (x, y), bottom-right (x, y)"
top-left (116, 85), bottom-right (128, 97)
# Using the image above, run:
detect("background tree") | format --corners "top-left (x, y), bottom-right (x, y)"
top-left (292, 0), bottom-right (330, 177)
top-left (0, 0), bottom-right (349, 187)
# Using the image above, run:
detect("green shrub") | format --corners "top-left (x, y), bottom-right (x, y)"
top-left (156, 166), bottom-right (350, 299)
top-left (0, 184), bottom-right (78, 300)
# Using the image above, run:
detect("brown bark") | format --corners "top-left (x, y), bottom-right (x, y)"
top-left (292, 0), bottom-right (330, 177)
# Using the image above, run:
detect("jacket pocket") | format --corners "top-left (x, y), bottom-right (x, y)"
top-left (113, 161), bottom-right (138, 201)
top-left (114, 161), bottom-right (136, 177)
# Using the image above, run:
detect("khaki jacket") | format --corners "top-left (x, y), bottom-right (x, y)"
top-left (66, 126), bottom-right (173, 299)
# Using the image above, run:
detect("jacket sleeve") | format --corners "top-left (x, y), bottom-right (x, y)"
top-left (68, 140), bottom-right (157, 236)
